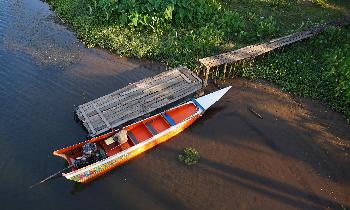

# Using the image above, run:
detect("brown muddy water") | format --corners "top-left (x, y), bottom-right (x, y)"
top-left (1, 0), bottom-right (350, 210)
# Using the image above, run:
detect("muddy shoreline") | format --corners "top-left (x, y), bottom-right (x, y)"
top-left (123, 78), bottom-right (350, 209)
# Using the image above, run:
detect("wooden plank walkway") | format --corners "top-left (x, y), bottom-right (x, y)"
top-left (76, 66), bottom-right (202, 136)
top-left (198, 17), bottom-right (350, 86)
top-left (199, 30), bottom-right (315, 68)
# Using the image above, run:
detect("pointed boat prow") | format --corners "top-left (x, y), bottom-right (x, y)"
top-left (193, 86), bottom-right (232, 111)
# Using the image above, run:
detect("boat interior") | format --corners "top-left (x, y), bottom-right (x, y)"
top-left (56, 102), bottom-right (199, 169)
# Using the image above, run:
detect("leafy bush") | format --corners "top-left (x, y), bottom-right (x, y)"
top-left (84, 0), bottom-right (223, 29)
top-left (178, 147), bottom-right (200, 165)
top-left (49, 0), bottom-right (241, 33)
top-left (47, 0), bottom-right (244, 67)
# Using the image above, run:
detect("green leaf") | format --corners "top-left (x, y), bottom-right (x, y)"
top-left (164, 4), bottom-right (174, 20)
top-left (119, 14), bottom-right (128, 25)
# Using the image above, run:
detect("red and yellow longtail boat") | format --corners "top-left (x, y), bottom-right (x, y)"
top-left (53, 87), bottom-right (231, 183)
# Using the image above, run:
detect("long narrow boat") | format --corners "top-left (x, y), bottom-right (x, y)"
top-left (54, 86), bottom-right (231, 183)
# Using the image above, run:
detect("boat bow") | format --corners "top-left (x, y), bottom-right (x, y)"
top-left (194, 86), bottom-right (232, 111)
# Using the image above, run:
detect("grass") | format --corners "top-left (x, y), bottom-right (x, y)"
top-left (46, 0), bottom-right (350, 119)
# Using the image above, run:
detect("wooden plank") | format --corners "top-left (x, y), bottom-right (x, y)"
top-left (145, 122), bottom-right (158, 135)
top-left (81, 69), bottom-right (187, 109)
top-left (97, 69), bottom-right (180, 100)
top-left (93, 82), bottom-right (192, 128)
top-left (118, 70), bottom-right (180, 96)
top-left (79, 70), bottom-right (178, 109)
top-left (93, 77), bottom-right (186, 117)
top-left (128, 131), bottom-right (139, 145)
top-left (83, 76), bottom-right (188, 117)
top-left (79, 76), bottom-right (183, 116)
top-left (91, 102), bottom-right (111, 129)
top-left (143, 77), bottom-right (183, 94)
top-left (100, 83), bottom-right (197, 126)
top-left (96, 84), bottom-right (195, 129)
top-left (85, 71), bottom-right (186, 110)
top-left (179, 67), bottom-right (202, 84)
top-left (113, 81), bottom-right (192, 114)
top-left (78, 108), bottom-right (97, 134)
top-left (80, 73), bottom-right (183, 113)
top-left (180, 73), bottom-right (192, 83)
top-left (113, 86), bottom-right (194, 122)
top-left (199, 30), bottom-right (316, 68)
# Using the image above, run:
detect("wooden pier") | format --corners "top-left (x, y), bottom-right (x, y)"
top-left (198, 18), bottom-right (350, 86)
top-left (76, 66), bottom-right (202, 136)
top-left (199, 30), bottom-right (316, 69)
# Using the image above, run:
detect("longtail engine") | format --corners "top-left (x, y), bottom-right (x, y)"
top-left (73, 142), bottom-right (105, 169)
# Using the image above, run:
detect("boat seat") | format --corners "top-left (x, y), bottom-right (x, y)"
top-left (145, 122), bottom-right (158, 135)
top-left (162, 113), bottom-right (176, 126)
top-left (104, 137), bottom-right (115, 146)
top-left (101, 137), bottom-right (117, 153)
top-left (127, 131), bottom-right (139, 145)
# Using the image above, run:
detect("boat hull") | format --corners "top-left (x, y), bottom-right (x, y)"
top-left (64, 114), bottom-right (200, 183)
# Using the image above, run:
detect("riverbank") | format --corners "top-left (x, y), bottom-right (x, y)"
top-left (46, 0), bottom-right (350, 120)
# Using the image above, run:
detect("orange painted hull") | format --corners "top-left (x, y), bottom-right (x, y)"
top-left (77, 115), bottom-right (199, 183)
top-left (54, 102), bottom-right (202, 183)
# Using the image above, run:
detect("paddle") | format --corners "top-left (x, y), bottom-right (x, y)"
top-left (29, 165), bottom-right (73, 189)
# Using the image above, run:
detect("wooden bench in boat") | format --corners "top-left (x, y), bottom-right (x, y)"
top-left (76, 66), bottom-right (202, 137)
top-left (127, 132), bottom-right (139, 145)
top-left (145, 122), bottom-right (158, 135)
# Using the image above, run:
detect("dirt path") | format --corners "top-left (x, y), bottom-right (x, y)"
top-left (119, 78), bottom-right (350, 210)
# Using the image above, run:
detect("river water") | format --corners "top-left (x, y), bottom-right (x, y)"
top-left (0, 0), bottom-right (170, 209)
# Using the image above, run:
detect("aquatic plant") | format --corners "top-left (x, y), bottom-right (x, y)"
top-left (178, 147), bottom-right (200, 165)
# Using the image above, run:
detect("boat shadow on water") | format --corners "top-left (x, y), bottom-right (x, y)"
top-left (190, 106), bottom-right (226, 127)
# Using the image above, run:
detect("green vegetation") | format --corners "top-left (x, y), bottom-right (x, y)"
top-left (47, 0), bottom-right (350, 119)
top-left (178, 147), bottom-right (200, 165)
top-left (238, 27), bottom-right (350, 119)
top-left (48, 0), bottom-right (244, 66)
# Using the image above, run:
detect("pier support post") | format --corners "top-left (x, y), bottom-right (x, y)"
top-left (203, 66), bottom-right (210, 87)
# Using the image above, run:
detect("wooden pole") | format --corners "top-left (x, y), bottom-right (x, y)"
top-left (29, 165), bottom-right (73, 189)
top-left (223, 64), bottom-right (227, 79)
top-left (204, 66), bottom-right (210, 87)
